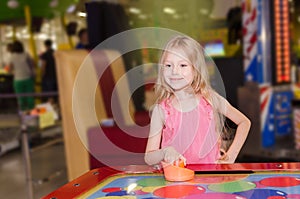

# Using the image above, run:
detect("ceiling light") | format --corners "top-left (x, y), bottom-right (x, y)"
top-left (7, 0), bottom-right (19, 9)
top-left (66, 4), bottom-right (76, 13)
top-left (138, 14), bottom-right (147, 20)
top-left (21, 28), bottom-right (27, 34)
top-left (129, 7), bottom-right (141, 14)
top-left (77, 12), bottom-right (87, 17)
top-left (199, 9), bottom-right (209, 15)
top-left (163, 7), bottom-right (176, 14)
top-left (173, 14), bottom-right (180, 19)
top-left (37, 33), bottom-right (49, 40)
top-left (49, 0), bottom-right (58, 8)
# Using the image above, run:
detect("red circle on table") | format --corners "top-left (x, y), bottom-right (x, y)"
top-left (183, 193), bottom-right (246, 199)
top-left (287, 194), bottom-right (300, 199)
top-left (153, 185), bottom-right (205, 198)
top-left (267, 196), bottom-right (286, 199)
top-left (102, 187), bottom-right (122, 192)
top-left (260, 177), bottom-right (300, 187)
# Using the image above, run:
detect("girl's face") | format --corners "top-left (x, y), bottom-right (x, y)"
top-left (162, 49), bottom-right (194, 91)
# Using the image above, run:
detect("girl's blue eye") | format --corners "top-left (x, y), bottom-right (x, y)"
top-left (180, 64), bottom-right (187, 67)
top-left (164, 64), bottom-right (171, 67)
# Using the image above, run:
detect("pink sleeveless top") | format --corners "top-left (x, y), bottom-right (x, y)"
top-left (160, 97), bottom-right (221, 164)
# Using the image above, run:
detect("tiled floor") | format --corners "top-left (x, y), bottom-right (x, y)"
top-left (0, 138), bottom-right (67, 199)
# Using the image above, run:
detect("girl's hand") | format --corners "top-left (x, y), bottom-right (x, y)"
top-left (163, 146), bottom-right (185, 165)
top-left (173, 156), bottom-right (186, 167)
top-left (216, 149), bottom-right (233, 164)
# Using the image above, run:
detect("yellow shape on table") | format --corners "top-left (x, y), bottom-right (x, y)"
top-left (141, 186), bottom-right (162, 193)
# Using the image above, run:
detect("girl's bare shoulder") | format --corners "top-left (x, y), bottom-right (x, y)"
top-left (151, 103), bottom-right (165, 119)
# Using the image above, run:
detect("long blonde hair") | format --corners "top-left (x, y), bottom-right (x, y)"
top-left (155, 35), bottom-right (225, 134)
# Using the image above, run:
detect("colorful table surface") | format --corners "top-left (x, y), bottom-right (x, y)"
top-left (42, 163), bottom-right (300, 199)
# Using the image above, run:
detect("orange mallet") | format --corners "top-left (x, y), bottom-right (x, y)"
top-left (161, 160), bottom-right (194, 182)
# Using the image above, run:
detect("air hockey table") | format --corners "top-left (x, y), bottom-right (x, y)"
top-left (42, 163), bottom-right (300, 199)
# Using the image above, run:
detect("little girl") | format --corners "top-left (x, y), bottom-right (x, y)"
top-left (144, 35), bottom-right (251, 165)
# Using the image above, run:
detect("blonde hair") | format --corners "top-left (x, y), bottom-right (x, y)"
top-left (155, 35), bottom-right (225, 134)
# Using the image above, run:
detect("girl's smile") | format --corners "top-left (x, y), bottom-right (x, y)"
top-left (162, 49), bottom-right (194, 91)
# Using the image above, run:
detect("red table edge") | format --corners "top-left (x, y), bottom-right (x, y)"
top-left (41, 162), bottom-right (300, 199)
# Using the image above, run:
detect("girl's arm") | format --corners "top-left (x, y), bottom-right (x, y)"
top-left (144, 105), bottom-right (184, 165)
top-left (145, 104), bottom-right (187, 165)
top-left (7, 62), bottom-right (14, 73)
top-left (144, 105), bottom-right (165, 165)
top-left (220, 99), bottom-right (251, 163)
top-left (7, 56), bottom-right (13, 73)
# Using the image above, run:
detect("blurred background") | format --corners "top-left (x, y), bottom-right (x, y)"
top-left (1, 0), bottom-right (300, 198)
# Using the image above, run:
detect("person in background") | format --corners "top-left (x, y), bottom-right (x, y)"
top-left (75, 28), bottom-right (89, 49)
top-left (6, 42), bottom-right (13, 62)
top-left (8, 40), bottom-right (35, 111)
top-left (40, 39), bottom-right (58, 103)
top-left (144, 36), bottom-right (251, 166)
top-left (3, 43), bottom-right (13, 71)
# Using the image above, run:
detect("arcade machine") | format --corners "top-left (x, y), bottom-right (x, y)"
top-left (238, 0), bottom-right (300, 161)
top-left (42, 1), bottom-right (300, 197)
